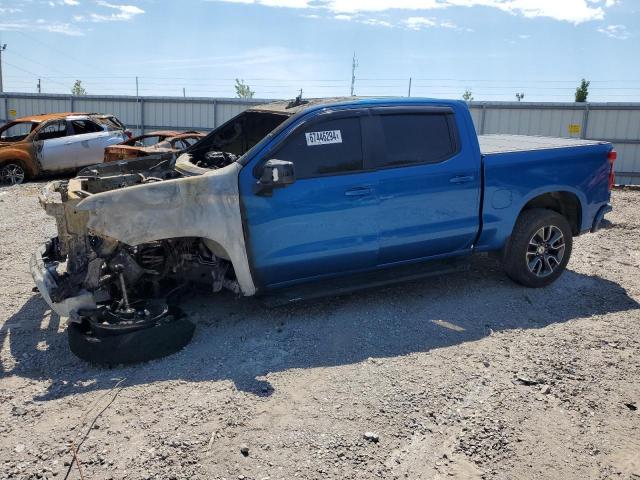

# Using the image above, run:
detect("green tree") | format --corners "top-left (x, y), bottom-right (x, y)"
top-left (71, 80), bottom-right (86, 96)
top-left (575, 79), bottom-right (590, 102)
top-left (235, 78), bottom-right (255, 99)
top-left (462, 90), bottom-right (474, 101)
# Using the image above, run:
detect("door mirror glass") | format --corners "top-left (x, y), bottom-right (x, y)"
top-left (254, 159), bottom-right (295, 196)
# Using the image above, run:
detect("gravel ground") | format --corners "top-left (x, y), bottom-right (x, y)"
top-left (1, 182), bottom-right (639, 480)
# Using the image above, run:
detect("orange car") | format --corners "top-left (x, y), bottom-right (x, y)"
top-left (0, 112), bottom-right (129, 185)
top-left (104, 130), bottom-right (205, 162)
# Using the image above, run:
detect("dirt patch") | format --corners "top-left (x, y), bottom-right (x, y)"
top-left (1, 183), bottom-right (639, 480)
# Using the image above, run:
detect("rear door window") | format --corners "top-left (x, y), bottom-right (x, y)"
top-left (70, 120), bottom-right (104, 135)
top-left (375, 113), bottom-right (457, 168)
top-left (36, 121), bottom-right (69, 141)
top-left (272, 116), bottom-right (363, 178)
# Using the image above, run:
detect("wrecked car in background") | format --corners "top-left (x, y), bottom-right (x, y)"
top-left (104, 130), bottom-right (205, 163)
top-left (31, 97), bottom-right (615, 365)
top-left (0, 113), bottom-right (130, 185)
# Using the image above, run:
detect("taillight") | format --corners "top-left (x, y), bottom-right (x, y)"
top-left (608, 150), bottom-right (617, 191)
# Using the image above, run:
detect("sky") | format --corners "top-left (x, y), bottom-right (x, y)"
top-left (0, 0), bottom-right (638, 101)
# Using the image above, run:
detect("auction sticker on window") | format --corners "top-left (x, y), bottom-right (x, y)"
top-left (305, 130), bottom-right (342, 146)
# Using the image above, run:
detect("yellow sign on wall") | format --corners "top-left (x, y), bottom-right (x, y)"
top-left (568, 124), bottom-right (581, 134)
top-left (8, 109), bottom-right (16, 117)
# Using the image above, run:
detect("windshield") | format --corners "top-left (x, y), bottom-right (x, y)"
top-left (0, 121), bottom-right (39, 143)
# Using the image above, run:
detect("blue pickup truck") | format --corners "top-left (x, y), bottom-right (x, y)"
top-left (32, 97), bottom-right (616, 363)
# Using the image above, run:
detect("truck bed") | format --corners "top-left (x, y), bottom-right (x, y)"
top-left (479, 134), bottom-right (607, 155)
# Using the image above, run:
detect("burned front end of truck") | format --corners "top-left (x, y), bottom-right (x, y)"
top-left (31, 106), bottom-right (292, 364)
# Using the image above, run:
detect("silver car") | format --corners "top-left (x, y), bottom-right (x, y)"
top-left (0, 112), bottom-right (130, 185)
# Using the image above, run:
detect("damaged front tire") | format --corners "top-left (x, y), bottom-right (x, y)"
top-left (68, 301), bottom-right (195, 365)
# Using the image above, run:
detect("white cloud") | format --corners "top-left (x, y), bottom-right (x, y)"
top-left (210, 0), bottom-right (617, 24)
top-left (361, 18), bottom-right (392, 27)
top-left (0, 20), bottom-right (84, 35)
top-left (89, 1), bottom-right (144, 22)
top-left (404, 16), bottom-right (436, 30)
top-left (597, 24), bottom-right (630, 39)
top-left (204, 0), bottom-right (309, 7)
top-left (46, 0), bottom-right (80, 6)
top-left (334, 14), bottom-right (351, 20)
top-left (403, 16), bottom-right (466, 30)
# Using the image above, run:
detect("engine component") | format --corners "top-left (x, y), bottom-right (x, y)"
top-left (193, 151), bottom-right (239, 169)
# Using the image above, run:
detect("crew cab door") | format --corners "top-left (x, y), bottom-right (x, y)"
top-left (240, 110), bottom-right (379, 288)
top-left (35, 120), bottom-right (75, 171)
top-left (371, 107), bottom-right (481, 264)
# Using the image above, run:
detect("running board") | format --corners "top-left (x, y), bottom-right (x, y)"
top-left (260, 257), bottom-right (470, 307)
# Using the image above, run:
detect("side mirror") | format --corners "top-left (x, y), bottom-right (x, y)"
top-left (254, 159), bottom-right (295, 196)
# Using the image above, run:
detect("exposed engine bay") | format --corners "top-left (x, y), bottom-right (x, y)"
top-left (34, 109), bottom-right (291, 323)
top-left (37, 177), bottom-right (241, 325)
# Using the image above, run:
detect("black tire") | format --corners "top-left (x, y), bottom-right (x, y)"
top-left (0, 161), bottom-right (28, 185)
top-left (503, 208), bottom-right (573, 288)
top-left (68, 313), bottom-right (195, 366)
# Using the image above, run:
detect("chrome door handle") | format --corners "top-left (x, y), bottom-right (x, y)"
top-left (345, 187), bottom-right (372, 197)
top-left (449, 175), bottom-right (474, 184)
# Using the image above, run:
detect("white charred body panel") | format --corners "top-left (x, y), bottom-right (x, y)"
top-left (74, 162), bottom-right (256, 296)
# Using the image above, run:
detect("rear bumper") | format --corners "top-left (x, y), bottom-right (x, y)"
top-left (30, 240), bottom-right (96, 319)
top-left (591, 203), bottom-right (613, 233)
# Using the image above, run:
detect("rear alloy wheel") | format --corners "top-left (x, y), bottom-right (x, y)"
top-left (503, 208), bottom-right (573, 288)
top-left (526, 225), bottom-right (566, 278)
top-left (0, 163), bottom-right (26, 185)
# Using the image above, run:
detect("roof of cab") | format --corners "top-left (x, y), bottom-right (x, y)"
top-left (248, 97), bottom-right (467, 115)
top-left (249, 97), bottom-right (357, 115)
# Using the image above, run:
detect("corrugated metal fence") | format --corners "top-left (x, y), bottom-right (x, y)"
top-left (468, 101), bottom-right (640, 185)
top-left (0, 92), bottom-right (268, 136)
top-left (1, 93), bottom-right (639, 185)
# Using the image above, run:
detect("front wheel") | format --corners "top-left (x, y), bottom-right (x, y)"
top-left (68, 302), bottom-right (195, 365)
top-left (503, 208), bottom-right (573, 288)
top-left (0, 162), bottom-right (27, 185)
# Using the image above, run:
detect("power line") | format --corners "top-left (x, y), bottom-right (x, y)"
top-left (15, 30), bottom-right (101, 71)
top-left (2, 60), bottom-right (68, 88)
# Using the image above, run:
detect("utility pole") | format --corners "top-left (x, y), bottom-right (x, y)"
top-left (135, 76), bottom-right (140, 134)
top-left (0, 44), bottom-right (7, 93)
top-left (37, 78), bottom-right (41, 94)
top-left (408, 77), bottom-right (412, 97)
top-left (183, 87), bottom-right (186, 98)
top-left (350, 52), bottom-right (358, 97)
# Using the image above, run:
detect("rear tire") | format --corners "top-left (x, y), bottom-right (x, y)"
top-left (503, 208), bottom-right (573, 288)
top-left (68, 307), bottom-right (195, 366)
